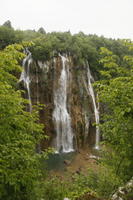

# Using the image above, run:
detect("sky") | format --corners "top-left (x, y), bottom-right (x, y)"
top-left (0, 0), bottom-right (133, 39)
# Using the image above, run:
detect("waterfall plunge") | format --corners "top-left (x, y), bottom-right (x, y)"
top-left (53, 55), bottom-right (74, 153)
top-left (87, 66), bottom-right (100, 149)
top-left (19, 50), bottom-right (32, 112)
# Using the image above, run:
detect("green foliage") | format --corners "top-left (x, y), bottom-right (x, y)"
top-left (33, 166), bottom-right (122, 200)
top-left (28, 32), bottom-right (133, 78)
top-left (38, 27), bottom-right (46, 34)
top-left (22, 30), bottom-right (42, 41)
top-left (67, 176), bottom-right (95, 200)
top-left (30, 36), bottom-right (54, 61)
top-left (3, 20), bottom-right (12, 28)
top-left (35, 175), bottom-right (97, 200)
top-left (0, 21), bottom-right (132, 76)
top-left (36, 177), bottom-right (68, 200)
top-left (0, 21), bottom-right (133, 199)
top-left (95, 46), bottom-right (133, 182)
top-left (0, 44), bottom-right (46, 200)
top-left (70, 167), bottom-right (122, 199)
top-left (0, 26), bottom-right (17, 49)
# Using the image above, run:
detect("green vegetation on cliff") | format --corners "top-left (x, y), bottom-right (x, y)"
top-left (0, 21), bottom-right (133, 77)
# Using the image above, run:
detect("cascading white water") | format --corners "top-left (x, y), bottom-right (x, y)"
top-left (35, 67), bottom-right (39, 104)
top-left (87, 65), bottom-right (100, 149)
top-left (84, 113), bottom-right (89, 142)
top-left (19, 50), bottom-right (32, 112)
top-left (52, 55), bottom-right (74, 153)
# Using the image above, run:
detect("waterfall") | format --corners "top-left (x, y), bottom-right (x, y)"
top-left (52, 55), bottom-right (74, 153)
top-left (87, 65), bottom-right (100, 149)
top-left (36, 66), bottom-right (39, 104)
top-left (19, 50), bottom-right (32, 112)
top-left (84, 113), bottom-right (89, 143)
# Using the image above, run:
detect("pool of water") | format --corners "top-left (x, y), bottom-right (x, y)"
top-left (45, 151), bottom-right (76, 171)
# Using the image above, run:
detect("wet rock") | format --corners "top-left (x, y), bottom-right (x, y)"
top-left (112, 177), bottom-right (133, 200)
top-left (75, 167), bottom-right (82, 174)
top-left (75, 192), bottom-right (102, 200)
top-left (64, 160), bottom-right (71, 166)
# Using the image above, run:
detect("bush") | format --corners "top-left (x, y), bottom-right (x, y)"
top-left (71, 167), bottom-right (123, 199)
top-left (35, 177), bottom-right (68, 200)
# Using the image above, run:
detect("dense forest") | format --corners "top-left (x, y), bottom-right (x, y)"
top-left (0, 20), bottom-right (133, 200)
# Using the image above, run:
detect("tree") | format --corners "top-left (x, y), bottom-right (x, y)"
top-left (96, 46), bottom-right (133, 182)
top-left (0, 26), bottom-right (16, 49)
top-left (0, 44), bottom-right (45, 200)
top-left (38, 27), bottom-right (46, 34)
top-left (3, 20), bottom-right (12, 28)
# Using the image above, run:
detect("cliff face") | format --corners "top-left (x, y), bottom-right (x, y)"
top-left (20, 53), bottom-right (99, 152)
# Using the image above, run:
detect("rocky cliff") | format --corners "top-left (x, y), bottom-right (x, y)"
top-left (19, 52), bottom-right (100, 152)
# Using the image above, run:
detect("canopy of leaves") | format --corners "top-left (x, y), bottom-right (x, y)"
top-left (0, 44), bottom-right (45, 200)
top-left (0, 21), bottom-right (133, 79)
top-left (3, 20), bottom-right (12, 28)
top-left (95, 46), bottom-right (133, 182)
